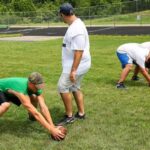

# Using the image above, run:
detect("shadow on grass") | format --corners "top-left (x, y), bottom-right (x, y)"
top-left (0, 106), bottom-right (65, 138)
top-left (104, 77), bottom-right (147, 88)
top-left (49, 106), bottom-right (65, 124)
top-left (0, 118), bottom-right (43, 138)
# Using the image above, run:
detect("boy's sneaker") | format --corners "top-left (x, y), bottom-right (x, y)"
top-left (131, 75), bottom-right (139, 81)
top-left (57, 115), bottom-right (75, 126)
top-left (116, 82), bottom-right (126, 89)
top-left (75, 112), bottom-right (85, 119)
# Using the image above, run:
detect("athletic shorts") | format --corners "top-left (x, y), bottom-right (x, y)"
top-left (0, 91), bottom-right (21, 106)
top-left (116, 52), bottom-right (133, 68)
top-left (57, 73), bottom-right (85, 93)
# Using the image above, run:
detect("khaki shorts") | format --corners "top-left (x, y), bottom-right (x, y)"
top-left (57, 73), bottom-right (85, 93)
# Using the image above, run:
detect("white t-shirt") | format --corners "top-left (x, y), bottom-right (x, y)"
top-left (117, 43), bottom-right (150, 68)
top-left (141, 42), bottom-right (150, 50)
top-left (62, 18), bottom-right (91, 74)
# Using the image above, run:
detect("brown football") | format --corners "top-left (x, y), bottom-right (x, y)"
top-left (51, 126), bottom-right (67, 141)
top-left (58, 126), bottom-right (67, 135)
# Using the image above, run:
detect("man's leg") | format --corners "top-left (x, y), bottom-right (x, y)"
top-left (72, 74), bottom-right (85, 118)
top-left (0, 102), bottom-right (11, 117)
top-left (72, 90), bottom-right (85, 115)
top-left (132, 65), bottom-right (140, 80)
top-left (116, 52), bottom-right (133, 88)
top-left (28, 95), bottom-right (38, 121)
top-left (30, 95), bottom-right (38, 108)
top-left (60, 93), bottom-right (73, 117)
top-left (118, 64), bottom-right (133, 83)
top-left (57, 73), bottom-right (75, 125)
top-left (57, 92), bottom-right (75, 125)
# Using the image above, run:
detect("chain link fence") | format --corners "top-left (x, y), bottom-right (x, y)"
top-left (0, 1), bottom-right (150, 28)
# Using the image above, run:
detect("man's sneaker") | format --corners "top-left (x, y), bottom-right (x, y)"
top-left (57, 115), bottom-right (75, 126)
top-left (116, 82), bottom-right (126, 89)
top-left (131, 75), bottom-right (139, 81)
top-left (75, 112), bottom-right (85, 119)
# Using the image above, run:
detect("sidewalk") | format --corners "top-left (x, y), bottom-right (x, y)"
top-left (0, 36), bottom-right (62, 42)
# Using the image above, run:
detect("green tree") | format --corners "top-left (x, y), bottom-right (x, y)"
top-left (11, 0), bottom-right (36, 12)
top-left (11, 0), bottom-right (36, 17)
top-left (0, 0), bottom-right (11, 4)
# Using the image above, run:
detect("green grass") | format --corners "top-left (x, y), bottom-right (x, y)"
top-left (0, 34), bottom-right (22, 38)
top-left (0, 35), bottom-right (150, 150)
top-left (0, 24), bottom-right (9, 28)
top-left (83, 10), bottom-right (150, 25)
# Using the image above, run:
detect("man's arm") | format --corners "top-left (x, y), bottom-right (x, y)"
top-left (139, 67), bottom-right (150, 84)
top-left (7, 90), bottom-right (64, 140)
top-left (131, 65), bottom-right (140, 80)
top-left (70, 50), bottom-right (83, 82)
top-left (37, 95), bottom-right (54, 126)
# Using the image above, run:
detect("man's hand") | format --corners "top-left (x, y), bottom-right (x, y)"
top-left (70, 50), bottom-right (83, 83)
top-left (51, 127), bottom-right (65, 141)
top-left (140, 67), bottom-right (150, 84)
top-left (70, 70), bottom-right (76, 83)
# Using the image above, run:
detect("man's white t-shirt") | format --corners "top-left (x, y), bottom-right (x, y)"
top-left (141, 42), bottom-right (150, 50)
top-left (117, 43), bottom-right (149, 68)
top-left (62, 18), bottom-right (91, 74)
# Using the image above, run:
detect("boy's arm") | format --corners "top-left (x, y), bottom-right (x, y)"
top-left (140, 67), bottom-right (150, 85)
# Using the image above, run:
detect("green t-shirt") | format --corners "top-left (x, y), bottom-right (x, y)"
top-left (0, 77), bottom-right (42, 96)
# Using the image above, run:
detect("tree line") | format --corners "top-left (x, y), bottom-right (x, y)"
top-left (0, 0), bottom-right (150, 14)
top-left (0, 0), bottom-right (149, 26)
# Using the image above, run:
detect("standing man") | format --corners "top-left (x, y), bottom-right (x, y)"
top-left (57, 3), bottom-right (91, 125)
top-left (0, 72), bottom-right (65, 140)
top-left (116, 43), bottom-right (150, 88)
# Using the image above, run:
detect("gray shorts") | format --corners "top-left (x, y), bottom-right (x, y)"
top-left (57, 73), bottom-right (85, 93)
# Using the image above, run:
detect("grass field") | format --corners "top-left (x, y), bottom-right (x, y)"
top-left (83, 10), bottom-right (150, 26)
top-left (0, 34), bottom-right (22, 38)
top-left (0, 35), bottom-right (150, 150)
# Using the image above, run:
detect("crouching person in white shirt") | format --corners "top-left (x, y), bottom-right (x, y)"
top-left (116, 42), bottom-right (150, 89)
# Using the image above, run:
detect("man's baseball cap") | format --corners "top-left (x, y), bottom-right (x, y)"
top-left (59, 3), bottom-right (74, 16)
top-left (28, 72), bottom-right (44, 89)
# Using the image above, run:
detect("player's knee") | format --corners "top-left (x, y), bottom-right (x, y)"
top-left (3, 102), bottom-right (11, 109)
top-left (126, 64), bottom-right (133, 70)
top-left (57, 82), bottom-right (69, 93)
top-left (0, 102), bottom-right (11, 115)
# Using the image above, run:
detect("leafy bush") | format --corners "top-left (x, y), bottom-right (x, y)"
top-left (11, 0), bottom-right (36, 16)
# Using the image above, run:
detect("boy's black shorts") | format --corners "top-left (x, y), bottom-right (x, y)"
top-left (0, 91), bottom-right (21, 106)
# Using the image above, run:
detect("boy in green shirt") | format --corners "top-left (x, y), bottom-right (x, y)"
top-left (0, 72), bottom-right (65, 140)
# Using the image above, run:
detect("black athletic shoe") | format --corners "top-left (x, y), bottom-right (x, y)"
top-left (131, 75), bottom-right (139, 81)
top-left (116, 82), bottom-right (126, 89)
top-left (57, 115), bottom-right (75, 126)
top-left (75, 112), bottom-right (85, 119)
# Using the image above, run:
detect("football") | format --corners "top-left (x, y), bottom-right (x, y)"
top-left (51, 126), bottom-right (67, 141)
top-left (58, 126), bottom-right (67, 135)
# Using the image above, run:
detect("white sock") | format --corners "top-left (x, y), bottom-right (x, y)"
top-left (78, 112), bottom-right (84, 116)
